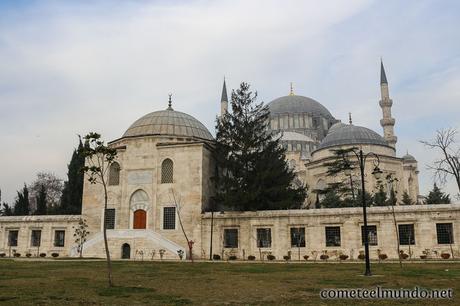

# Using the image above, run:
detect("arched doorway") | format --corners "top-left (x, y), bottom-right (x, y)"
top-left (122, 243), bottom-right (130, 259)
top-left (133, 209), bottom-right (147, 229)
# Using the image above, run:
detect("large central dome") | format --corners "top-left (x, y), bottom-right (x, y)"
top-left (267, 95), bottom-right (334, 118)
top-left (122, 109), bottom-right (213, 141)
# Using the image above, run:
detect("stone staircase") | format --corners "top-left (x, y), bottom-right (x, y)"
top-left (70, 229), bottom-right (186, 260)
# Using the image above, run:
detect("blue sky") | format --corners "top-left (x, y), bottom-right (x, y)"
top-left (1, 0), bottom-right (459, 203)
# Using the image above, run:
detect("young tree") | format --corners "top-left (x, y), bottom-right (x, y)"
top-left (400, 191), bottom-right (413, 206)
top-left (73, 219), bottom-right (90, 258)
top-left (14, 184), bottom-right (30, 215)
top-left (324, 148), bottom-right (359, 200)
top-left (29, 172), bottom-right (63, 214)
top-left (170, 189), bottom-right (193, 262)
top-left (426, 183), bottom-right (451, 204)
top-left (35, 184), bottom-right (47, 215)
top-left (81, 132), bottom-right (117, 287)
top-left (61, 138), bottom-right (86, 214)
top-left (385, 176), bottom-right (403, 268)
top-left (214, 82), bottom-right (306, 210)
top-left (421, 128), bottom-right (460, 193)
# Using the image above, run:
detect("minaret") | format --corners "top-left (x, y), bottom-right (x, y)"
top-left (220, 78), bottom-right (228, 116)
top-left (379, 60), bottom-right (397, 148)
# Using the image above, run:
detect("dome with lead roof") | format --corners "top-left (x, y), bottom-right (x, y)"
top-left (122, 107), bottom-right (213, 141)
top-left (267, 95), bottom-right (334, 118)
top-left (316, 124), bottom-right (390, 151)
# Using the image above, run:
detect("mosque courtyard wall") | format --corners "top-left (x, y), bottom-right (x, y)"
top-left (201, 204), bottom-right (460, 261)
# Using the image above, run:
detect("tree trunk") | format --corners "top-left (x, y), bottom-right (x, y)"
top-left (102, 183), bottom-right (113, 287)
top-left (390, 203), bottom-right (402, 268)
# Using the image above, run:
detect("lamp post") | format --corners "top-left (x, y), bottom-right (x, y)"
top-left (342, 148), bottom-right (382, 276)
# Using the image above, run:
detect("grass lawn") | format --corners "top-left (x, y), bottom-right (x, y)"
top-left (0, 260), bottom-right (458, 305)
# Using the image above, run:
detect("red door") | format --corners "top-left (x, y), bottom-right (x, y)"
top-left (133, 210), bottom-right (147, 229)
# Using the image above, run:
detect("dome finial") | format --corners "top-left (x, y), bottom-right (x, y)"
top-left (289, 82), bottom-right (294, 96)
top-left (167, 93), bottom-right (173, 111)
top-left (348, 112), bottom-right (353, 125)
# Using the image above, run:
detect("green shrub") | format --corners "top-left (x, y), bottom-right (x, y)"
top-left (247, 255), bottom-right (256, 261)
top-left (212, 254), bottom-right (221, 260)
top-left (267, 255), bottom-right (276, 261)
top-left (51, 253), bottom-right (59, 258)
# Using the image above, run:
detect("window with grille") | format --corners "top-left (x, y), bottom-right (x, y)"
top-left (108, 162), bottom-right (120, 186)
top-left (325, 226), bottom-right (341, 247)
top-left (31, 230), bottom-right (41, 247)
top-left (256, 228), bottom-right (272, 248)
top-left (398, 224), bottom-right (415, 245)
top-left (436, 223), bottom-right (454, 244)
top-left (163, 207), bottom-right (176, 230)
top-left (105, 209), bottom-right (115, 229)
top-left (8, 230), bottom-right (18, 247)
top-left (361, 225), bottom-right (378, 246)
top-left (54, 230), bottom-right (65, 247)
top-left (224, 229), bottom-right (238, 248)
top-left (290, 227), bottom-right (306, 247)
top-left (161, 159), bottom-right (174, 183)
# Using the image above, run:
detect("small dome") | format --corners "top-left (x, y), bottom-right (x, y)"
top-left (328, 122), bottom-right (347, 133)
top-left (267, 95), bottom-right (334, 118)
top-left (123, 109), bottom-right (213, 140)
top-left (316, 124), bottom-right (390, 151)
top-left (402, 153), bottom-right (416, 162)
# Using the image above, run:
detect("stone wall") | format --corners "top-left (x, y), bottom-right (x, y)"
top-left (201, 204), bottom-right (460, 261)
top-left (0, 215), bottom-right (80, 257)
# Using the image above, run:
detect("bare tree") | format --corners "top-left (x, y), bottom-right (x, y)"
top-left (81, 132), bottom-right (117, 287)
top-left (169, 189), bottom-right (193, 262)
top-left (421, 128), bottom-right (460, 194)
top-left (73, 218), bottom-right (90, 258)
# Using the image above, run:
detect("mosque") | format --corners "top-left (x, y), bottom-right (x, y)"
top-left (0, 62), bottom-right (458, 261)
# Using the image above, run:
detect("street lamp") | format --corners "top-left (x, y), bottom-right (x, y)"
top-left (342, 147), bottom-right (382, 276)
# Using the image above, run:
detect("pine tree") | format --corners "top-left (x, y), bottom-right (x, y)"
top-left (35, 184), bottom-right (47, 215)
top-left (401, 191), bottom-right (413, 205)
top-left (373, 185), bottom-right (387, 206)
top-left (13, 184), bottom-right (30, 215)
top-left (320, 190), bottom-right (342, 208)
top-left (214, 82), bottom-right (306, 210)
top-left (60, 138), bottom-right (86, 214)
top-left (426, 183), bottom-right (451, 204)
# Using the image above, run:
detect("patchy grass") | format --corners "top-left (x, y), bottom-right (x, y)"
top-left (0, 260), bottom-right (458, 305)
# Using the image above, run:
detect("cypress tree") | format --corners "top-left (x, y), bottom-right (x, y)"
top-left (214, 82), bottom-right (306, 210)
top-left (35, 184), bottom-right (47, 215)
top-left (60, 138), bottom-right (86, 214)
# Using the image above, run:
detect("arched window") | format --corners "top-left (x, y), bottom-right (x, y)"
top-left (108, 162), bottom-right (120, 186)
top-left (161, 158), bottom-right (174, 183)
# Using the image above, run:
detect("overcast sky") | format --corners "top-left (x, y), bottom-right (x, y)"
top-left (1, 0), bottom-right (459, 204)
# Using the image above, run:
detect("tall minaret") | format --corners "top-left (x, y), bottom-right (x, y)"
top-left (220, 78), bottom-right (228, 116)
top-left (379, 60), bottom-right (397, 148)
